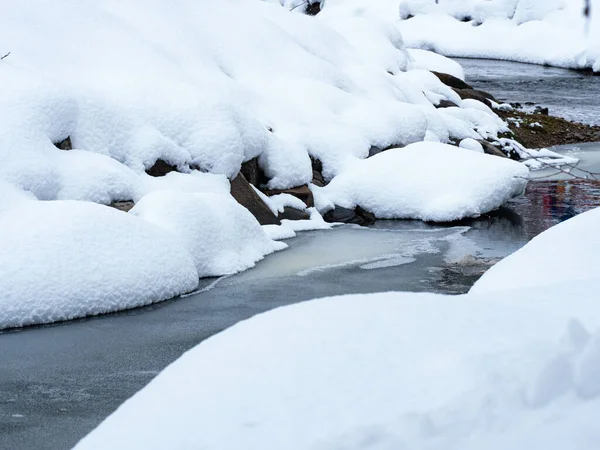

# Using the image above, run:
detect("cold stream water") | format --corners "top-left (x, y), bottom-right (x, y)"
top-left (1, 61), bottom-right (600, 450)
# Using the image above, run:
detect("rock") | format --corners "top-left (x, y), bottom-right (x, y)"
top-left (312, 169), bottom-right (326, 187)
top-left (278, 207), bottom-right (310, 221)
top-left (306, 1), bottom-right (321, 15)
top-left (311, 157), bottom-right (323, 174)
top-left (452, 88), bottom-right (497, 108)
top-left (478, 140), bottom-right (507, 158)
top-left (146, 159), bottom-right (178, 177)
top-left (110, 201), bottom-right (135, 212)
top-left (534, 106), bottom-right (549, 116)
top-left (368, 146), bottom-right (384, 157)
top-left (431, 71), bottom-right (472, 90)
top-left (264, 185), bottom-right (314, 208)
top-left (240, 157), bottom-right (266, 188)
top-left (436, 99), bottom-right (458, 109)
top-left (54, 136), bottom-right (73, 151)
top-left (323, 206), bottom-right (376, 226)
top-left (230, 173), bottom-right (280, 226)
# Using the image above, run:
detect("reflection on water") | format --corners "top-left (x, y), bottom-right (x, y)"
top-left (507, 180), bottom-right (600, 239)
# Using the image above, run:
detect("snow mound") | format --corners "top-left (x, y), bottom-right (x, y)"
top-left (471, 206), bottom-right (600, 294)
top-left (0, 201), bottom-right (199, 330)
top-left (131, 191), bottom-right (286, 277)
top-left (76, 285), bottom-right (600, 450)
top-left (318, 142), bottom-right (528, 221)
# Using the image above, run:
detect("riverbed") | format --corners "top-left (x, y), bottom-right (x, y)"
top-left (1, 60), bottom-right (599, 450)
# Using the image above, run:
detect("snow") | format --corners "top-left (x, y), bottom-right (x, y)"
top-left (0, 200), bottom-right (199, 329)
top-left (0, 0), bottom-right (533, 327)
top-left (471, 206), bottom-right (600, 294)
top-left (394, 0), bottom-right (600, 73)
top-left (407, 48), bottom-right (466, 80)
top-left (317, 142), bottom-right (529, 221)
top-left (131, 191), bottom-right (287, 277)
top-left (459, 138), bottom-right (484, 153)
top-left (76, 280), bottom-right (600, 450)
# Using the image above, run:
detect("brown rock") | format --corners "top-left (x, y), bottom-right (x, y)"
top-left (452, 88), bottom-right (497, 108)
top-left (54, 136), bottom-right (73, 151)
top-left (312, 169), bottom-right (326, 187)
top-left (110, 201), bottom-right (135, 212)
top-left (240, 157), bottom-right (266, 188)
top-left (230, 173), bottom-right (280, 225)
top-left (264, 185), bottom-right (314, 208)
top-left (278, 207), bottom-right (310, 221)
top-left (146, 159), bottom-right (177, 177)
top-left (478, 140), bottom-right (507, 158)
top-left (436, 99), bottom-right (459, 109)
top-left (431, 71), bottom-right (472, 90)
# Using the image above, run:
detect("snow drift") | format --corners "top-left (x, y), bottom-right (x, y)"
top-left (321, 0), bottom-right (600, 72)
top-left (76, 259), bottom-right (600, 450)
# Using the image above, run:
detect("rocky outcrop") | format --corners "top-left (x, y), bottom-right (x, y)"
top-left (478, 140), bottom-right (507, 158)
top-left (230, 173), bottom-right (280, 225)
top-left (240, 157), bottom-right (267, 188)
top-left (436, 99), bottom-right (459, 109)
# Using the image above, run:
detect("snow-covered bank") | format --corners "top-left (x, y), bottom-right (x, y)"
top-left (360, 0), bottom-right (600, 72)
top-left (76, 208), bottom-right (600, 450)
top-left (0, 0), bottom-right (532, 328)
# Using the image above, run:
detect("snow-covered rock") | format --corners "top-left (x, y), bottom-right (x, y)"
top-left (471, 206), bottom-right (600, 294)
top-left (131, 191), bottom-right (286, 277)
top-left (0, 200), bottom-right (199, 329)
top-left (317, 142), bottom-right (528, 221)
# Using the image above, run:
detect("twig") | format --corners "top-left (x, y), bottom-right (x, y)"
top-left (0, 52), bottom-right (10, 60)
top-left (290, 1), bottom-right (309, 12)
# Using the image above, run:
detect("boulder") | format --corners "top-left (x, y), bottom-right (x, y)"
top-left (478, 140), bottom-right (507, 158)
top-left (323, 206), bottom-right (376, 226)
top-left (146, 159), bottom-right (178, 177)
top-left (306, 1), bottom-right (321, 15)
top-left (278, 207), bottom-right (310, 221)
top-left (54, 136), bottom-right (73, 151)
top-left (431, 71), bottom-right (472, 90)
top-left (240, 157), bottom-right (266, 188)
top-left (264, 185), bottom-right (314, 208)
top-left (230, 173), bottom-right (280, 225)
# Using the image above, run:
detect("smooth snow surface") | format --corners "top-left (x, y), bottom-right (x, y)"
top-left (0, 201), bottom-right (199, 329)
top-left (393, 0), bottom-right (600, 72)
top-left (471, 206), bottom-right (600, 294)
top-left (318, 142), bottom-right (528, 221)
top-left (77, 281), bottom-right (600, 450)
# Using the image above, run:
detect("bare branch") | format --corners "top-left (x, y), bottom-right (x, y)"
top-left (290, 1), bottom-right (309, 12)
top-left (0, 52), bottom-right (10, 60)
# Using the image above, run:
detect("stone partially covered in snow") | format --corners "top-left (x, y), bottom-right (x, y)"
top-left (319, 142), bottom-right (528, 222)
top-left (471, 206), bottom-right (600, 294)
top-left (131, 191), bottom-right (286, 277)
top-left (75, 286), bottom-right (600, 450)
top-left (0, 200), bottom-right (199, 330)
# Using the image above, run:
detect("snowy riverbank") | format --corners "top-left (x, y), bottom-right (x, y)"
top-left (0, 0), bottom-right (544, 329)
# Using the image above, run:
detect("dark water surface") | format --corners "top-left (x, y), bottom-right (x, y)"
top-left (1, 66), bottom-right (600, 449)
top-left (458, 58), bottom-right (600, 126)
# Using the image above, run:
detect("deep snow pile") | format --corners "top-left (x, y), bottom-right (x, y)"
top-left (315, 142), bottom-right (528, 221)
top-left (0, 199), bottom-right (199, 329)
top-left (321, 0), bottom-right (600, 72)
top-left (76, 210), bottom-right (600, 450)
